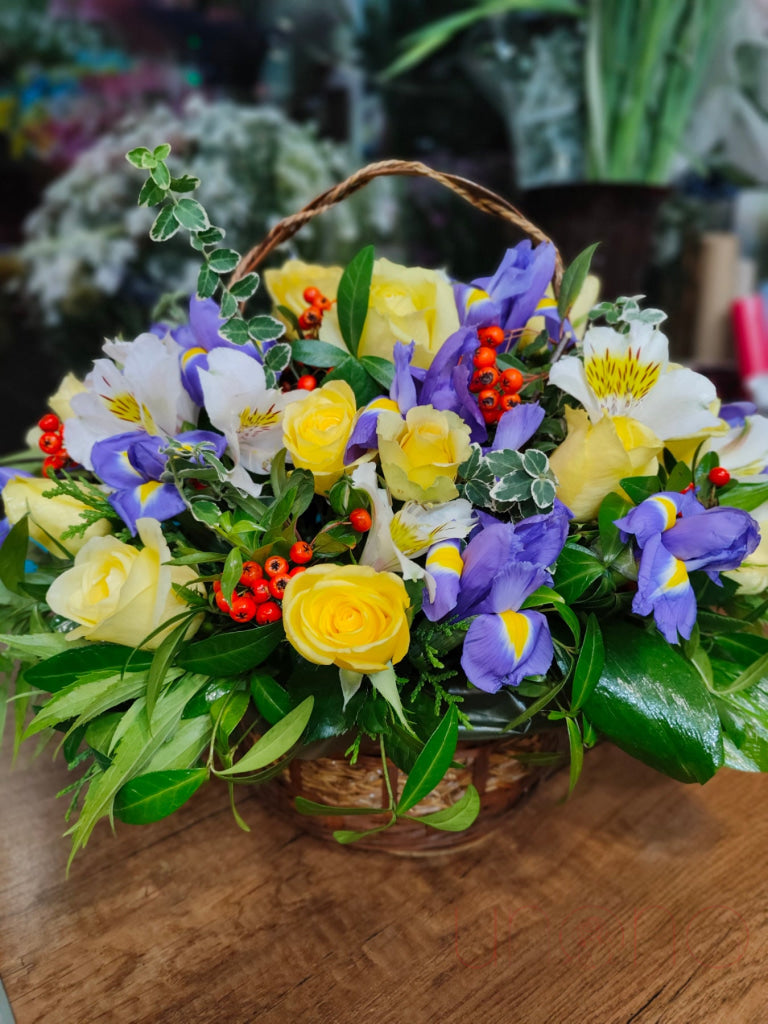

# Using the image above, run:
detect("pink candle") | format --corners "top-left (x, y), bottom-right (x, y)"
top-left (732, 295), bottom-right (768, 377)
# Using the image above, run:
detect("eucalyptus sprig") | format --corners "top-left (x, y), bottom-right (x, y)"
top-left (125, 143), bottom-right (285, 375)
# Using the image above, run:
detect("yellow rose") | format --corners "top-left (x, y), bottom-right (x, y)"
top-left (377, 405), bottom-right (472, 503)
top-left (549, 407), bottom-right (662, 521)
top-left (46, 518), bottom-right (202, 650)
top-left (265, 257), bottom-right (460, 369)
top-left (2, 475), bottom-right (112, 555)
top-left (282, 563), bottom-right (410, 673)
top-left (282, 379), bottom-right (357, 493)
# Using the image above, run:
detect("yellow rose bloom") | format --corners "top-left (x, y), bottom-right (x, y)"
top-left (377, 405), bottom-right (472, 503)
top-left (282, 379), bottom-right (357, 493)
top-left (46, 518), bottom-right (202, 650)
top-left (2, 475), bottom-right (112, 555)
top-left (282, 563), bottom-right (410, 673)
top-left (549, 407), bottom-right (662, 521)
top-left (265, 257), bottom-right (460, 369)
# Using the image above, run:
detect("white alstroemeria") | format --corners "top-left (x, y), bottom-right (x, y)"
top-left (703, 412), bottom-right (768, 477)
top-left (390, 498), bottom-right (476, 558)
top-left (549, 321), bottom-right (721, 440)
top-left (64, 332), bottom-right (198, 469)
top-left (351, 463), bottom-right (425, 581)
top-left (198, 347), bottom-right (307, 481)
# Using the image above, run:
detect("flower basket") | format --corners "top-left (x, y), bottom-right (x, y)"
top-left (2, 149), bottom-right (768, 869)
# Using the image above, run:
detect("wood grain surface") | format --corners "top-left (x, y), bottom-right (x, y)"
top-left (1, 726), bottom-right (766, 1024)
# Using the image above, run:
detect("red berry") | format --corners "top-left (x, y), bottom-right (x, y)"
top-left (349, 508), bottom-right (372, 532)
top-left (38, 413), bottom-right (60, 432)
top-left (296, 375), bottom-right (317, 391)
top-left (215, 591), bottom-right (231, 614)
top-left (230, 594), bottom-right (257, 623)
top-left (303, 286), bottom-right (321, 304)
top-left (499, 368), bottom-right (524, 394)
top-left (289, 541), bottom-right (313, 564)
top-left (680, 482), bottom-right (696, 494)
top-left (469, 367), bottom-right (500, 393)
top-left (289, 566), bottom-right (306, 577)
top-left (473, 346), bottom-right (497, 369)
top-left (42, 454), bottom-right (67, 475)
top-left (312, 295), bottom-right (333, 312)
top-left (478, 326), bottom-right (504, 347)
top-left (482, 407), bottom-right (500, 425)
top-left (268, 574), bottom-right (291, 600)
top-left (298, 307), bottom-right (322, 331)
top-left (250, 580), bottom-right (271, 604)
top-left (478, 388), bottom-right (500, 411)
top-left (39, 431), bottom-right (62, 454)
top-left (265, 555), bottom-right (289, 578)
top-left (708, 466), bottom-right (731, 486)
top-left (499, 394), bottom-right (521, 412)
top-left (256, 601), bottom-right (282, 625)
top-left (213, 579), bottom-right (222, 593)
top-left (240, 561), bottom-right (263, 587)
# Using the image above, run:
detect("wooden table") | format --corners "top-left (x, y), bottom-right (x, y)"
top-left (2, 731), bottom-right (766, 1024)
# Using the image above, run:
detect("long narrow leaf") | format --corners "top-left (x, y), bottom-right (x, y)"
top-left (397, 705), bottom-right (458, 815)
top-left (216, 696), bottom-right (314, 775)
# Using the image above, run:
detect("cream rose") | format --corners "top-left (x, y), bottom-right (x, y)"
top-left (282, 563), bottom-right (410, 673)
top-left (3, 475), bottom-right (112, 555)
top-left (377, 405), bottom-right (472, 503)
top-left (282, 379), bottom-right (357, 493)
top-left (265, 257), bottom-right (460, 369)
top-left (46, 518), bottom-right (202, 649)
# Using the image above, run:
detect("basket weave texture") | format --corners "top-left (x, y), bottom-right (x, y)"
top-left (260, 732), bottom-right (563, 855)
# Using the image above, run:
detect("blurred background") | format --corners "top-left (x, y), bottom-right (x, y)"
top-left (1, 0), bottom-right (768, 451)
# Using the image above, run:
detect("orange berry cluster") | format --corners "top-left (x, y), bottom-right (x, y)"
top-left (213, 542), bottom-right (313, 625)
top-left (37, 413), bottom-right (71, 474)
top-left (297, 286), bottom-right (333, 335)
top-left (467, 326), bottom-right (524, 425)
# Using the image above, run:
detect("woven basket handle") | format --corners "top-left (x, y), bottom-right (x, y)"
top-left (229, 158), bottom-right (564, 294)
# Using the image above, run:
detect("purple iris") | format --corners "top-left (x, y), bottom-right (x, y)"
top-left (424, 502), bottom-right (570, 692)
top-left (615, 491), bottom-right (760, 643)
top-left (91, 429), bottom-right (226, 535)
top-left (169, 297), bottom-right (264, 406)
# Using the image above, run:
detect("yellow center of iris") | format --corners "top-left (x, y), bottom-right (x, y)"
top-left (665, 558), bottom-right (688, 590)
top-left (498, 610), bottom-right (531, 659)
top-left (181, 346), bottom-right (207, 367)
top-left (585, 347), bottom-right (661, 408)
top-left (654, 496), bottom-right (678, 531)
top-left (425, 544), bottom-right (463, 573)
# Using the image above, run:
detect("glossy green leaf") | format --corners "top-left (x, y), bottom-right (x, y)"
top-left (407, 783), bottom-right (480, 831)
top-left (583, 621), bottom-right (723, 783)
top-left (0, 517), bottom-right (29, 594)
top-left (565, 716), bottom-right (583, 795)
top-left (323, 357), bottom-right (381, 407)
top-left (229, 273), bottom-right (260, 300)
top-left (207, 248), bottom-right (240, 274)
top-left (114, 768), bottom-right (208, 825)
top-left (557, 243), bottom-right (599, 319)
top-left (211, 689), bottom-right (249, 749)
top-left (150, 204), bottom-right (179, 242)
top-left (176, 621), bottom-right (282, 676)
top-left (718, 480), bottom-right (768, 513)
top-left (247, 315), bottom-right (284, 342)
top-left (137, 178), bottom-right (165, 207)
top-left (250, 672), bottom-right (291, 724)
top-left (570, 614), bottom-right (604, 712)
top-left (291, 338), bottom-right (346, 368)
top-left (359, 355), bottom-right (395, 390)
top-left (196, 262), bottom-right (218, 299)
top-left (597, 492), bottom-right (632, 565)
top-left (715, 676), bottom-right (768, 771)
top-left (150, 161), bottom-right (171, 189)
top-left (174, 197), bottom-right (209, 231)
top-left (216, 696), bottom-right (313, 775)
top-left (336, 245), bottom-right (374, 357)
top-left (219, 317), bottom-right (250, 346)
top-left (221, 547), bottom-right (243, 605)
top-left (553, 544), bottom-right (604, 603)
top-left (397, 705), bottom-right (458, 815)
top-left (620, 475), bottom-right (660, 505)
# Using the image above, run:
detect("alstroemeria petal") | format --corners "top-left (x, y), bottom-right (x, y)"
top-left (461, 609), bottom-right (553, 692)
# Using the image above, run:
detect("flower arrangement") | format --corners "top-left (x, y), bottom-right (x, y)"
top-left (3, 153), bottom-right (768, 866)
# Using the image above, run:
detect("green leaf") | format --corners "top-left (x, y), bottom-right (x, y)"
top-left (207, 248), bottom-right (240, 274)
top-left (176, 621), bottom-right (283, 676)
top-left (229, 273), bottom-right (260, 300)
top-left (250, 672), bottom-right (291, 724)
top-left (219, 317), bottom-right (250, 346)
top-left (221, 547), bottom-right (243, 605)
top-left (114, 768), bottom-right (208, 825)
top-left (712, 651), bottom-right (768, 697)
top-left (295, 796), bottom-right (388, 817)
top-left (397, 705), bottom-right (458, 815)
top-left (174, 197), bottom-right (209, 232)
top-left (137, 178), bottom-right (165, 207)
top-left (0, 517), bottom-right (29, 593)
top-left (153, 143), bottom-right (171, 161)
top-left (0, 631), bottom-right (77, 664)
top-left (485, 450), bottom-right (524, 476)
top-left (553, 544), bottom-right (604, 603)
top-left (216, 696), bottom-right (314, 775)
top-left (598, 492), bottom-right (633, 565)
top-left (150, 161), bottom-right (171, 190)
top-left (211, 689), bottom-right (249, 748)
top-left (125, 146), bottom-right (155, 168)
top-left (582, 621), bottom-right (724, 783)
top-left (196, 263), bottom-right (218, 300)
top-left (570, 614), bottom-right (604, 712)
top-left (146, 620), bottom-right (190, 722)
top-left (359, 356), bottom-right (395, 390)
top-left (323, 357), bottom-right (380, 407)
top-left (150, 205), bottom-right (179, 242)
top-left (169, 174), bottom-right (200, 193)
top-left (218, 289), bottom-right (238, 319)
top-left (336, 245), bottom-right (374, 357)
top-left (530, 477), bottom-right (556, 509)
top-left (408, 784), bottom-right (480, 831)
top-left (565, 717), bottom-right (584, 796)
top-left (291, 338), bottom-right (346, 368)
top-left (197, 226), bottom-right (225, 244)
top-left (620, 475), bottom-right (661, 504)
top-left (24, 670), bottom-right (151, 737)
top-left (558, 243), bottom-right (599, 319)
top-left (248, 315), bottom-right (284, 342)
top-left (715, 675), bottom-right (768, 771)
top-left (523, 449), bottom-right (549, 476)
top-left (264, 343), bottom-right (291, 373)
top-left (490, 472), bottom-right (531, 503)
top-left (718, 480), bottom-right (768, 513)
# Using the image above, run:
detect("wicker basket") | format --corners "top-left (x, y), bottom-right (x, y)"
top-left (259, 732), bottom-right (564, 855)
top-left (235, 160), bottom-right (567, 854)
